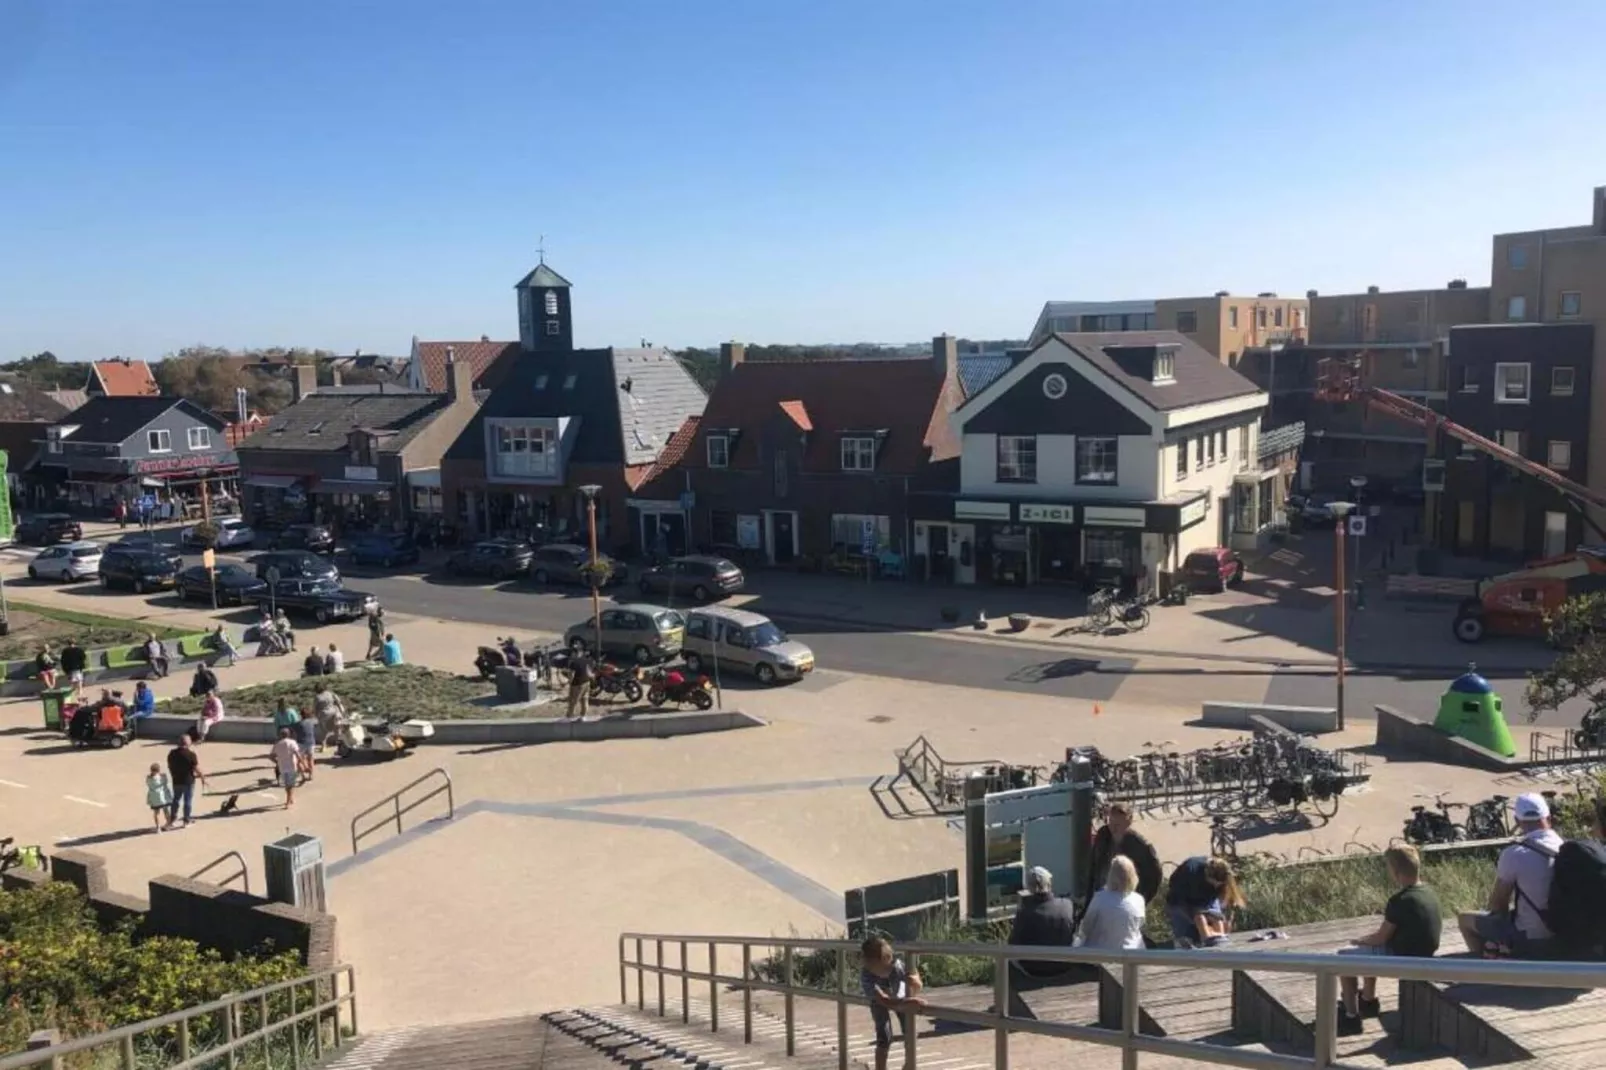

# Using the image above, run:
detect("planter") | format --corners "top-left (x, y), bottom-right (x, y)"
top-left (1007, 613), bottom-right (1031, 632)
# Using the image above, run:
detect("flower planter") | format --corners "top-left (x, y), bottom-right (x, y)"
top-left (1007, 613), bottom-right (1031, 632)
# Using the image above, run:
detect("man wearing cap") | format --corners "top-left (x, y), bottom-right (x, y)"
top-left (1008, 866), bottom-right (1080, 979)
top-left (1457, 792), bottom-right (1563, 958)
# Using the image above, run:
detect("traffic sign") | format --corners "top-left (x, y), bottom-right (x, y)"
top-left (201, 548), bottom-right (216, 570)
top-left (1348, 516), bottom-right (1367, 537)
top-left (678, 490), bottom-right (695, 511)
top-left (265, 566), bottom-right (281, 584)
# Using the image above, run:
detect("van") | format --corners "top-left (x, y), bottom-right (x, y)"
top-left (682, 606), bottom-right (815, 685)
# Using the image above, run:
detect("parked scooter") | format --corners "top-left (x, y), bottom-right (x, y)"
top-left (589, 662), bottom-right (644, 703)
top-left (333, 707), bottom-right (435, 760)
top-left (645, 666), bottom-right (714, 711)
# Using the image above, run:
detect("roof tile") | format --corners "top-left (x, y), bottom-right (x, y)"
top-left (414, 341), bottom-right (521, 393)
top-left (90, 360), bottom-right (160, 397)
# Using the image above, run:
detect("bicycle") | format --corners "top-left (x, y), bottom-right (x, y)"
top-left (1209, 815), bottom-right (1240, 861)
top-left (1086, 589), bottom-right (1115, 631)
top-left (1402, 793), bottom-right (1465, 845)
top-left (1464, 794), bottom-right (1511, 840)
top-left (0, 837), bottom-right (45, 873)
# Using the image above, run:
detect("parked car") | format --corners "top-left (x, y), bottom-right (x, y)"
top-left (28, 541), bottom-right (103, 582)
top-left (1180, 547), bottom-right (1246, 593)
top-left (269, 523), bottom-right (335, 553)
top-left (636, 555), bottom-right (746, 602)
top-left (564, 603), bottom-right (685, 664)
top-left (528, 542), bottom-right (628, 587)
top-left (1287, 493), bottom-right (1354, 526)
top-left (682, 606), bottom-right (814, 685)
top-left (180, 517), bottom-right (256, 550)
top-left (16, 513), bottom-right (82, 546)
top-left (251, 550), bottom-right (340, 585)
top-left (345, 531), bottom-right (420, 568)
top-left (175, 563), bottom-right (269, 605)
top-left (258, 578), bottom-right (377, 624)
top-left (444, 539), bottom-right (533, 582)
top-left (98, 545), bottom-right (183, 593)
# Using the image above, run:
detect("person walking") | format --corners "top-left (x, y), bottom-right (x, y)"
top-left (59, 638), bottom-right (87, 697)
top-left (312, 681), bottom-right (346, 753)
top-left (115, 498), bottom-right (128, 530)
top-left (164, 737), bottom-right (203, 828)
top-left (145, 763), bottom-right (173, 832)
top-left (271, 728), bottom-right (301, 809)
top-left (365, 607), bottom-right (387, 661)
top-left (567, 649), bottom-right (593, 719)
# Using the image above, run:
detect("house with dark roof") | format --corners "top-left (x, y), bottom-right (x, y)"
top-left (439, 261), bottom-right (706, 547)
top-left (87, 358), bottom-right (161, 397)
top-left (235, 362), bottom-right (481, 530)
top-left (631, 337), bottom-right (963, 570)
top-left (949, 331), bottom-right (1268, 590)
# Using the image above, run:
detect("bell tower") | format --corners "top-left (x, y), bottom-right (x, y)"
top-left (514, 253), bottom-right (573, 353)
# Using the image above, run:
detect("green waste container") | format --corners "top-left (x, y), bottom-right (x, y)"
top-left (41, 687), bottom-right (75, 732)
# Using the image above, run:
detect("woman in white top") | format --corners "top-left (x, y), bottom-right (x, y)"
top-left (1078, 856), bottom-right (1148, 951)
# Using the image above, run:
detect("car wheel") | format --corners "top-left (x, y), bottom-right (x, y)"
top-left (692, 585), bottom-right (711, 602)
top-left (315, 607), bottom-right (330, 624)
top-left (633, 644), bottom-right (653, 665)
top-left (27, 567), bottom-right (37, 580)
top-left (755, 663), bottom-right (778, 686)
top-left (533, 568), bottom-right (549, 584)
top-left (1453, 613), bottom-right (1486, 644)
top-left (109, 735), bottom-right (126, 749)
top-left (568, 636), bottom-right (589, 654)
top-left (683, 652), bottom-right (703, 673)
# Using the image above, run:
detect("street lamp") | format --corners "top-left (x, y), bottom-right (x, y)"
top-left (579, 484), bottom-right (603, 657)
top-left (1329, 501), bottom-right (1355, 731)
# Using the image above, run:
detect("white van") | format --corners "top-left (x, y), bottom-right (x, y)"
top-left (682, 606), bottom-right (814, 685)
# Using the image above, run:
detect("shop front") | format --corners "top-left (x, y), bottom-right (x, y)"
top-left (39, 450), bottom-right (239, 519)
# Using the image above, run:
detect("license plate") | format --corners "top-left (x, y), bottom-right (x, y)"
top-left (666, 628), bottom-right (684, 644)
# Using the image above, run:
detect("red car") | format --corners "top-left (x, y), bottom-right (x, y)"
top-left (1181, 547), bottom-right (1245, 593)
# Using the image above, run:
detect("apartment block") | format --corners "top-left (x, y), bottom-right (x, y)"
top-left (1154, 293), bottom-right (1309, 366)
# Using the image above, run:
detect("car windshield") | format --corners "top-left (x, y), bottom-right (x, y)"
top-left (750, 622), bottom-right (787, 646)
top-left (655, 610), bottom-right (685, 630)
top-left (216, 565), bottom-right (251, 580)
top-left (71, 547), bottom-right (100, 559)
top-left (712, 560), bottom-right (739, 574)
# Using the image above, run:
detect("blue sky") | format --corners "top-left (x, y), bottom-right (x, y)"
top-left (3, 0), bottom-right (1604, 361)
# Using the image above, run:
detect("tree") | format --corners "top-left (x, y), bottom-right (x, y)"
top-left (1522, 592), bottom-right (1606, 720)
top-left (1, 351), bottom-right (87, 390)
top-left (152, 349), bottom-right (256, 415)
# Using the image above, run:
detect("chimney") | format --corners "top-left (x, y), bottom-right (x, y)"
top-left (719, 342), bottom-right (746, 378)
top-left (931, 334), bottom-right (958, 381)
top-left (447, 350), bottom-right (473, 405)
top-left (480, 335), bottom-right (490, 343)
top-left (291, 363), bottom-right (316, 403)
top-left (1594, 185), bottom-right (1606, 234)
top-left (1367, 285), bottom-right (1381, 294)
top-left (1448, 278), bottom-right (1468, 290)
top-left (1306, 289), bottom-right (1318, 301)
top-left (331, 367), bottom-right (343, 388)
top-left (1214, 290), bottom-right (1230, 297)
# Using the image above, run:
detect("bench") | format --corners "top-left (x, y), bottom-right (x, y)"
top-left (102, 645), bottom-right (146, 671)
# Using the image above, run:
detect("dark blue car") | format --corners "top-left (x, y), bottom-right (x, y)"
top-left (345, 531), bottom-right (420, 568)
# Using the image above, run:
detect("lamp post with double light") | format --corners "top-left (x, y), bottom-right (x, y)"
top-left (579, 484), bottom-right (603, 656)
top-left (1329, 500), bottom-right (1355, 730)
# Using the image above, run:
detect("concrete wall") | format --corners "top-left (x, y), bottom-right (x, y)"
top-left (1201, 701), bottom-right (1338, 734)
top-left (1373, 704), bottom-right (1516, 772)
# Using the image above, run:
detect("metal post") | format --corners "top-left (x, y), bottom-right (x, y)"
top-left (260, 993), bottom-right (270, 1063)
top-left (1314, 972), bottom-right (1338, 1069)
top-left (1121, 962), bottom-right (1139, 1070)
top-left (742, 944), bottom-right (753, 1044)
top-left (656, 939), bottom-right (665, 1017)
top-left (226, 1002), bottom-right (238, 1070)
top-left (709, 942), bottom-right (719, 1033)
top-left (347, 967), bottom-right (358, 1043)
top-left (681, 940), bottom-right (690, 1023)
top-left (180, 1018), bottom-right (191, 1063)
top-left (636, 937), bottom-right (645, 1009)
top-left (837, 947), bottom-right (850, 1070)
top-left (583, 492), bottom-right (603, 655)
top-left (312, 981), bottom-right (323, 1061)
top-left (784, 945), bottom-right (796, 1056)
top-left (993, 951), bottom-right (1010, 1070)
top-left (620, 937), bottom-right (628, 1005)
top-left (120, 1034), bottom-right (136, 1069)
top-left (1335, 516), bottom-right (1347, 731)
top-left (904, 952), bottom-right (919, 1070)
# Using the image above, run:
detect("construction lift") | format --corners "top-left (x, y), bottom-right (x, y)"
top-left (1315, 355), bottom-right (1606, 643)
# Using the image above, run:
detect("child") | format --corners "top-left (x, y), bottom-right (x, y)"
top-left (1337, 845), bottom-right (1441, 1035)
top-left (860, 936), bottom-right (925, 1070)
top-left (145, 764), bottom-right (173, 832)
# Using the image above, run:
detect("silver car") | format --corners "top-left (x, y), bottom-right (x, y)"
top-left (565, 602), bottom-right (686, 664)
top-left (681, 606), bottom-right (814, 685)
top-left (29, 541), bottom-right (104, 582)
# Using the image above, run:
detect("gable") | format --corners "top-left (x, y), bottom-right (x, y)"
top-left (964, 362), bottom-right (1151, 437)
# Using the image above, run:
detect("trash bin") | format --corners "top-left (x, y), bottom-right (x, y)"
top-left (41, 687), bottom-right (75, 732)
top-left (495, 664), bottom-right (534, 703)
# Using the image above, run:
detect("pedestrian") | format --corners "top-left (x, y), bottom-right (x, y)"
top-left (129, 680), bottom-right (157, 723)
top-left (313, 681), bottom-right (346, 752)
top-left (1007, 865), bottom-right (1080, 979)
top-left (365, 607), bottom-right (386, 661)
top-left (143, 633), bottom-right (170, 678)
top-left (567, 648), bottom-right (593, 719)
top-left (272, 698), bottom-right (313, 781)
top-left (197, 688), bottom-right (224, 741)
top-left (294, 701), bottom-right (318, 779)
top-left (59, 638), bottom-right (87, 697)
top-left (1337, 844), bottom-right (1441, 1035)
top-left (860, 936), bottom-right (926, 1070)
top-left (271, 728), bottom-right (301, 809)
top-left (1458, 793), bottom-right (1564, 959)
top-left (145, 762), bottom-right (173, 832)
top-left (303, 645), bottom-right (324, 677)
top-left (1086, 801), bottom-right (1164, 906)
top-left (189, 660), bottom-right (218, 698)
top-left (35, 644), bottom-right (57, 689)
top-left (1164, 856), bottom-right (1245, 948)
top-left (115, 499), bottom-right (128, 530)
top-left (324, 643), bottom-right (343, 674)
top-left (272, 609), bottom-right (296, 652)
top-left (165, 737), bottom-right (203, 828)
top-left (1078, 856), bottom-right (1149, 952)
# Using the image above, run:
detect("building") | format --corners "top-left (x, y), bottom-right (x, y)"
top-left (32, 396), bottom-right (236, 514)
top-left (632, 338), bottom-right (963, 571)
top-left (236, 363), bottom-right (481, 531)
top-left (1029, 294), bottom-right (1308, 365)
top-left (0, 379), bottom-right (73, 503)
top-left (1027, 301), bottom-right (1157, 346)
top-left (406, 336), bottom-right (521, 394)
top-left (947, 331), bottom-right (1267, 590)
top-left (86, 358), bottom-right (161, 397)
top-left (439, 261), bottom-right (707, 548)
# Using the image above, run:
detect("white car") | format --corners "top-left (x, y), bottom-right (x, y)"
top-left (28, 541), bottom-right (104, 582)
top-left (181, 517), bottom-right (256, 550)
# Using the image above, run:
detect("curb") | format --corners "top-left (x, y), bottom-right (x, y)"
top-left (132, 709), bottom-right (766, 745)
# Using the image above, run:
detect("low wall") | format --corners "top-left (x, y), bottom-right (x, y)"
top-left (0, 630), bottom-right (237, 698)
top-left (1201, 701), bottom-right (1338, 734)
top-left (135, 708), bottom-right (766, 745)
top-left (1373, 705), bottom-right (1517, 772)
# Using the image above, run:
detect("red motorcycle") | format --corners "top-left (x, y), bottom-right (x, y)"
top-left (646, 666), bottom-right (715, 710)
top-left (589, 661), bottom-right (644, 703)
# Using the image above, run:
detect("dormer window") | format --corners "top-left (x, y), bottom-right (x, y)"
top-left (707, 433), bottom-right (730, 469)
top-left (1153, 349), bottom-right (1176, 384)
top-left (841, 436), bottom-right (877, 471)
top-left (544, 290), bottom-right (559, 316)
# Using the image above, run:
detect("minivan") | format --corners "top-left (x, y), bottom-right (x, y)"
top-left (681, 606), bottom-right (814, 685)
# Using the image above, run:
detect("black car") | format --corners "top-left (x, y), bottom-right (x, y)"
top-left (251, 550), bottom-right (341, 585)
top-left (636, 555), bottom-right (746, 602)
top-left (444, 539), bottom-right (533, 582)
top-left (269, 523), bottom-right (335, 553)
top-left (345, 531), bottom-right (420, 568)
top-left (528, 542), bottom-right (628, 587)
top-left (176, 563), bottom-right (269, 605)
top-left (258, 578), bottom-right (377, 623)
top-left (16, 513), bottom-right (82, 546)
top-left (97, 545), bottom-right (182, 593)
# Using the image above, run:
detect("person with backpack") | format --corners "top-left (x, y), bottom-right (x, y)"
top-left (1505, 796), bottom-right (1606, 962)
top-left (1457, 793), bottom-right (1563, 959)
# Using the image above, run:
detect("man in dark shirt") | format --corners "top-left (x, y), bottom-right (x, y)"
top-left (1008, 865), bottom-right (1082, 979)
top-left (59, 638), bottom-right (88, 693)
top-left (164, 737), bottom-right (204, 829)
top-left (1087, 802), bottom-right (1163, 904)
top-left (1337, 844), bottom-right (1441, 1034)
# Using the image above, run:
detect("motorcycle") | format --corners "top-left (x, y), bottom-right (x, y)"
top-left (645, 666), bottom-right (715, 711)
top-left (333, 708), bottom-right (435, 761)
top-left (590, 662), bottom-right (644, 703)
top-left (1573, 701), bottom-right (1606, 751)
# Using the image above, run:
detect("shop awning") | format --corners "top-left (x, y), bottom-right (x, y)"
top-left (244, 474), bottom-right (301, 489)
top-left (317, 480), bottom-right (390, 495)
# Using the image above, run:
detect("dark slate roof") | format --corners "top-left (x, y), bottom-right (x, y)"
top-left (514, 263), bottom-right (572, 289)
top-left (1053, 331), bottom-right (1263, 411)
top-left (1259, 421), bottom-right (1306, 460)
top-left (239, 389), bottom-right (451, 453)
top-left (53, 396), bottom-right (224, 444)
top-left (958, 354), bottom-right (1013, 398)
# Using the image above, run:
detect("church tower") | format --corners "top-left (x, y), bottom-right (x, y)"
top-left (514, 259), bottom-right (573, 352)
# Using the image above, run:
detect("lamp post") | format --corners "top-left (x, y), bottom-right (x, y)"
top-left (579, 484), bottom-right (603, 656)
top-left (1329, 501), bottom-right (1354, 731)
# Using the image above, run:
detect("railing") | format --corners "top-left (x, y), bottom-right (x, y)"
top-left (893, 735), bottom-right (1009, 814)
top-left (618, 932), bottom-right (1606, 1070)
top-left (0, 964), bottom-right (356, 1070)
top-left (190, 850), bottom-right (251, 894)
top-left (349, 767), bottom-right (454, 856)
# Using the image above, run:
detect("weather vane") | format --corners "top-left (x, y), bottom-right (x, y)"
top-left (537, 234), bottom-right (546, 264)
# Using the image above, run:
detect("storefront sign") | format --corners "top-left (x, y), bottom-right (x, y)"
top-left (134, 453), bottom-right (233, 475)
top-left (1082, 505), bottom-right (1146, 529)
top-left (954, 500), bottom-right (1011, 521)
top-left (1178, 497), bottom-right (1210, 530)
top-left (345, 465), bottom-right (379, 482)
top-left (737, 515), bottom-right (762, 550)
top-left (1018, 503), bottom-right (1077, 525)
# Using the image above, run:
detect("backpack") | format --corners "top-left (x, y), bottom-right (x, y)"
top-left (1516, 837), bottom-right (1606, 957)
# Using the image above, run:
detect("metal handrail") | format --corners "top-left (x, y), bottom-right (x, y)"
top-left (0, 963), bottom-right (357, 1070)
top-left (617, 930), bottom-right (1606, 1070)
top-left (349, 767), bottom-right (454, 855)
top-left (190, 849), bottom-right (251, 894)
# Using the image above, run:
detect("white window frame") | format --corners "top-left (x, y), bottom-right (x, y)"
top-left (1153, 350), bottom-right (1175, 383)
top-left (1506, 296), bottom-right (1526, 321)
top-left (491, 423), bottom-right (557, 478)
top-left (840, 436), bottom-right (877, 472)
top-left (1194, 436), bottom-right (1204, 473)
top-left (1175, 441), bottom-right (1187, 481)
top-left (1560, 291), bottom-right (1582, 318)
top-left (1075, 436), bottom-right (1118, 485)
top-left (1497, 430), bottom-right (1524, 455)
top-left (544, 290), bottom-right (559, 316)
top-left (187, 427), bottom-right (211, 451)
top-left (996, 435), bottom-right (1037, 483)
top-left (1494, 362), bottom-right (1531, 404)
top-left (1206, 433), bottom-right (1217, 467)
top-left (706, 434), bottom-right (729, 469)
top-left (1552, 366), bottom-right (1576, 396)
top-left (147, 429), bottom-right (172, 453)
top-left (1228, 306), bottom-right (1239, 329)
top-left (1548, 440), bottom-right (1572, 471)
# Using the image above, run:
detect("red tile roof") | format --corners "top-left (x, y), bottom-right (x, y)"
top-left (414, 340), bottom-right (520, 393)
top-left (778, 399), bottom-right (812, 430)
top-left (639, 415), bottom-right (701, 489)
top-left (90, 359), bottom-right (160, 396)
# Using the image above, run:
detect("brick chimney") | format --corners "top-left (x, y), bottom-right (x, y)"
top-left (447, 350), bottom-right (474, 405)
top-left (291, 363), bottom-right (316, 403)
top-left (1594, 185), bottom-right (1606, 234)
top-left (931, 334), bottom-right (958, 381)
top-left (719, 342), bottom-right (746, 378)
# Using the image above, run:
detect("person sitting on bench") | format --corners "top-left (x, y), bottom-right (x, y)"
top-left (1008, 866), bottom-right (1080, 979)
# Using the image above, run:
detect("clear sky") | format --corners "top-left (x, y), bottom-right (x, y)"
top-left (3, 0), bottom-right (1604, 362)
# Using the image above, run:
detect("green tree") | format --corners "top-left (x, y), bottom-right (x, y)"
top-left (1523, 591), bottom-right (1606, 720)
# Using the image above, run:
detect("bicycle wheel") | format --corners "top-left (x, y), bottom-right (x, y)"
top-left (1310, 788), bottom-right (1341, 819)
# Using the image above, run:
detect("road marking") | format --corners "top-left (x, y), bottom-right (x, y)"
top-left (0, 778), bottom-right (27, 789)
top-left (62, 795), bottom-right (108, 808)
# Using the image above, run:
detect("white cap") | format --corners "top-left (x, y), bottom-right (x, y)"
top-left (1024, 866), bottom-right (1053, 895)
top-left (1514, 793), bottom-right (1550, 821)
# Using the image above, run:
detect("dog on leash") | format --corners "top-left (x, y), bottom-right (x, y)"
top-left (218, 794), bottom-right (240, 815)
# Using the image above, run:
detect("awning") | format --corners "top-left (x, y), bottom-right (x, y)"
top-left (316, 480), bottom-right (390, 495)
top-left (405, 468), bottom-right (441, 488)
top-left (244, 474), bottom-right (301, 489)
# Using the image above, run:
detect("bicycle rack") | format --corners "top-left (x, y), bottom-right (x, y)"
top-left (349, 767), bottom-right (454, 856)
top-left (190, 850), bottom-right (250, 894)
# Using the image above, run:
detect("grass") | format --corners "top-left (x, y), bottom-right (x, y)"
top-left (0, 601), bottom-right (190, 661)
top-left (159, 664), bottom-right (520, 721)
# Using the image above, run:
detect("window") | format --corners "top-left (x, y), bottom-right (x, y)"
top-left (47, 436), bottom-right (61, 454)
top-left (1560, 291), bottom-right (1583, 318)
top-left (706, 434), bottom-right (729, 468)
top-left (187, 427), bottom-right (211, 450)
top-left (1257, 307), bottom-right (1268, 329)
top-left (562, 374), bottom-right (577, 390)
top-left (1206, 433), bottom-right (1217, 467)
top-left (1552, 366), bottom-right (1576, 396)
top-left (546, 320), bottom-right (561, 335)
top-left (1238, 425), bottom-right (1251, 471)
top-left (1494, 362), bottom-right (1530, 403)
top-left (996, 435), bottom-right (1037, 483)
top-left (491, 423), bottom-right (557, 478)
top-left (1506, 296), bottom-right (1526, 321)
top-left (830, 513), bottom-right (890, 551)
top-left (147, 429), bottom-right (171, 453)
top-left (1404, 349), bottom-right (1421, 369)
top-left (1294, 307), bottom-right (1305, 328)
top-left (1549, 441), bottom-right (1572, 471)
top-left (1075, 436), bottom-right (1118, 484)
top-left (1175, 442), bottom-right (1187, 480)
top-left (1218, 430), bottom-right (1228, 458)
top-left (544, 290), bottom-right (558, 316)
top-left (1460, 365), bottom-right (1479, 392)
top-left (534, 374), bottom-right (548, 390)
top-left (1175, 310), bottom-right (1198, 334)
top-left (1508, 243), bottom-right (1529, 270)
top-left (1497, 430), bottom-right (1524, 455)
top-left (1544, 511), bottom-right (1568, 558)
top-left (709, 510), bottom-right (737, 546)
top-left (774, 449), bottom-right (789, 496)
top-left (840, 436), bottom-right (877, 471)
top-left (1228, 306), bottom-right (1239, 329)
top-left (1274, 307), bottom-right (1284, 328)
top-left (1153, 351), bottom-right (1175, 383)
top-left (1194, 436), bottom-right (1204, 472)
